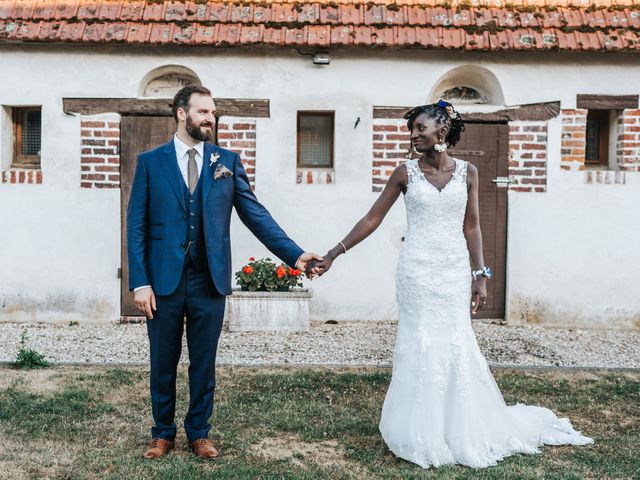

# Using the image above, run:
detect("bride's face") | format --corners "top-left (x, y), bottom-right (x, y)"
top-left (410, 113), bottom-right (446, 153)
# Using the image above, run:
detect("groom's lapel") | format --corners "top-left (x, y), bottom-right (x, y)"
top-left (157, 139), bottom-right (186, 212)
top-left (202, 142), bottom-right (219, 204)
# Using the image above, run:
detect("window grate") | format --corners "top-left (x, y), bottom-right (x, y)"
top-left (297, 113), bottom-right (333, 168)
top-left (21, 110), bottom-right (41, 156)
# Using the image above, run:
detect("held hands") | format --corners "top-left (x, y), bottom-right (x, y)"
top-left (134, 287), bottom-right (156, 319)
top-left (471, 277), bottom-right (487, 316)
top-left (304, 251), bottom-right (336, 278)
top-left (296, 252), bottom-right (325, 279)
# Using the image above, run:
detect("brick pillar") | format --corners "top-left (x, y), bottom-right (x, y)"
top-left (80, 115), bottom-right (121, 188)
top-left (617, 109), bottom-right (640, 172)
top-left (371, 117), bottom-right (410, 192)
top-left (508, 121), bottom-right (548, 192)
top-left (560, 109), bottom-right (587, 171)
top-left (216, 118), bottom-right (256, 189)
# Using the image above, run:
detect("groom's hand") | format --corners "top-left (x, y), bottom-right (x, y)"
top-left (296, 252), bottom-right (324, 279)
top-left (134, 287), bottom-right (157, 319)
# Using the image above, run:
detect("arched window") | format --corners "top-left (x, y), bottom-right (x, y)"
top-left (429, 66), bottom-right (504, 106)
top-left (138, 65), bottom-right (201, 98)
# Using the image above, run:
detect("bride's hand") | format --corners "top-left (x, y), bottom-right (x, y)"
top-left (306, 252), bottom-right (336, 278)
top-left (471, 278), bottom-right (487, 315)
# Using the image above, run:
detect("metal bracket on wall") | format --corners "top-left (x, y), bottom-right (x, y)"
top-left (492, 177), bottom-right (512, 188)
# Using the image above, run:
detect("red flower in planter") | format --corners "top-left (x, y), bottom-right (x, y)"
top-left (276, 266), bottom-right (287, 278)
top-left (243, 265), bottom-right (253, 274)
top-left (249, 257), bottom-right (255, 261)
top-left (288, 267), bottom-right (301, 276)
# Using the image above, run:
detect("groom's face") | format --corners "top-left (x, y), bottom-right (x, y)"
top-left (182, 93), bottom-right (217, 142)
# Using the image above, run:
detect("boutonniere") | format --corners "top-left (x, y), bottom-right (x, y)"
top-left (214, 163), bottom-right (233, 180)
top-left (209, 153), bottom-right (220, 167)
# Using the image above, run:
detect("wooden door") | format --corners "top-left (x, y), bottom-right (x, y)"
top-left (449, 123), bottom-right (508, 319)
top-left (120, 116), bottom-right (176, 317)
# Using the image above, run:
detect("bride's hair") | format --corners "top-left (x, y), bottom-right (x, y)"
top-left (403, 101), bottom-right (465, 147)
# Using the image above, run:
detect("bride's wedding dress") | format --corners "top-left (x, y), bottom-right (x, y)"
top-left (379, 158), bottom-right (593, 469)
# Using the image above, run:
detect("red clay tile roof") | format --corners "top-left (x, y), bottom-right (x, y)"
top-left (0, 0), bottom-right (639, 51)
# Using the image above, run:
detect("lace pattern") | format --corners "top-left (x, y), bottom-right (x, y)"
top-left (380, 158), bottom-right (593, 469)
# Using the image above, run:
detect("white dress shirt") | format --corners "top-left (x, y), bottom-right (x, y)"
top-left (133, 135), bottom-right (204, 293)
top-left (173, 133), bottom-right (205, 187)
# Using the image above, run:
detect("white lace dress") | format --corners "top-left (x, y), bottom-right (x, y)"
top-left (379, 158), bottom-right (593, 469)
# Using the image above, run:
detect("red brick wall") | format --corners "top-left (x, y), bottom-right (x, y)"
top-left (560, 109), bottom-right (588, 171)
top-left (80, 117), bottom-right (121, 188)
top-left (508, 122), bottom-right (547, 193)
top-left (617, 109), bottom-right (640, 172)
top-left (2, 168), bottom-right (42, 184)
top-left (371, 117), bottom-right (410, 192)
top-left (216, 118), bottom-right (256, 188)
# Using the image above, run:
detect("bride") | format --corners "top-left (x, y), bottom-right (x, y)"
top-left (308, 101), bottom-right (593, 469)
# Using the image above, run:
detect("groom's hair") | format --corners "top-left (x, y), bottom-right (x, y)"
top-left (171, 84), bottom-right (212, 122)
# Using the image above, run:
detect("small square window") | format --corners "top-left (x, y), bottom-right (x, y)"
top-left (12, 107), bottom-right (41, 168)
top-left (297, 112), bottom-right (334, 168)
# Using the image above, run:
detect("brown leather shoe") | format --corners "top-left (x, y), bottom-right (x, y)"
top-left (189, 438), bottom-right (219, 460)
top-left (143, 438), bottom-right (175, 459)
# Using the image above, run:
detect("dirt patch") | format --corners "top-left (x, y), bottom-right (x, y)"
top-left (250, 434), bottom-right (368, 476)
top-left (0, 367), bottom-right (67, 394)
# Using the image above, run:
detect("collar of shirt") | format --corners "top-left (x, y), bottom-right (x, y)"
top-left (174, 134), bottom-right (205, 163)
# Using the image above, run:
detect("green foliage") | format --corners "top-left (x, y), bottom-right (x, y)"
top-left (235, 257), bottom-right (303, 292)
top-left (13, 330), bottom-right (48, 370)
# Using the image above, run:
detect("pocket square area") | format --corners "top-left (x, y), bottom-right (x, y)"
top-left (214, 164), bottom-right (233, 179)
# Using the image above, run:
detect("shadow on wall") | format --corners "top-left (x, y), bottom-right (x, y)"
top-left (0, 292), bottom-right (116, 323)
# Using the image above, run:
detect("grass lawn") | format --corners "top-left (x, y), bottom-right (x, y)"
top-left (0, 366), bottom-right (638, 479)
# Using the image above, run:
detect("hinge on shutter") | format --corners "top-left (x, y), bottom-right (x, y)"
top-left (117, 268), bottom-right (122, 279)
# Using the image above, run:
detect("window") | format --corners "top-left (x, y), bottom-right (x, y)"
top-left (297, 112), bottom-right (334, 168)
top-left (12, 107), bottom-right (41, 168)
top-left (585, 109), bottom-right (610, 167)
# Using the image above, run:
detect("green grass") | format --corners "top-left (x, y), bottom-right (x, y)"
top-left (0, 366), bottom-right (638, 480)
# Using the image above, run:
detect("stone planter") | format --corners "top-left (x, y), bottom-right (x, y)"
top-left (225, 289), bottom-right (312, 332)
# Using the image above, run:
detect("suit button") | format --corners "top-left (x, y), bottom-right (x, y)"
top-left (190, 226), bottom-right (195, 230)
top-left (190, 212), bottom-right (195, 216)
top-left (190, 199), bottom-right (195, 204)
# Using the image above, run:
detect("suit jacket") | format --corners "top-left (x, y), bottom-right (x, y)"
top-left (126, 138), bottom-right (304, 296)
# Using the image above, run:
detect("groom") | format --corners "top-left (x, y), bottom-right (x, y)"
top-left (127, 84), bottom-right (321, 460)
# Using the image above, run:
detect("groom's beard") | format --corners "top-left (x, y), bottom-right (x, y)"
top-left (186, 115), bottom-right (214, 142)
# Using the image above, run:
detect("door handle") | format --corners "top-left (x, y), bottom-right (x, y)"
top-left (492, 177), bottom-right (511, 188)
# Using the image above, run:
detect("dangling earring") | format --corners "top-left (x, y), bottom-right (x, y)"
top-left (434, 137), bottom-right (447, 153)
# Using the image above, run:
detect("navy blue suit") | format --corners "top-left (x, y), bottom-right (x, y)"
top-left (127, 138), bottom-right (303, 441)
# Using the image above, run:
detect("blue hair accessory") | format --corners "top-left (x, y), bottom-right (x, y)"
top-left (437, 99), bottom-right (449, 108)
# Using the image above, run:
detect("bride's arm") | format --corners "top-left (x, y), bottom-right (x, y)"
top-left (463, 163), bottom-right (487, 314)
top-left (310, 164), bottom-right (407, 275)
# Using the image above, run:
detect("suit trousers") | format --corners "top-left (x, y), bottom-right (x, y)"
top-left (146, 257), bottom-right (225, 442)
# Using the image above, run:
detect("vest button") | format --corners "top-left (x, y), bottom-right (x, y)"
top-left (190, 226), bottom-right (195, 229)
top-left (190, 199), bottom-right (195, 203)
top-left (190, 212), bottom-right (195, 216)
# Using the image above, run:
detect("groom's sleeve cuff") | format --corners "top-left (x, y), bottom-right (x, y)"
top-left (133, 285), bottom-right (151, 292)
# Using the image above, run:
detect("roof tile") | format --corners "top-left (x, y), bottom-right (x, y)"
top-left (98, 1), bottom-right (123, 21)
top-left (340, 5), bottom-right (361, 24)
top-left (364, 5), bottom-right (385, 25)
top-left (231, 4), bottom-right (253, 23)
top-left (54, 0), bottom-right (79, 20)
top-left (143, 2), bottom-right (165, 22)
top-left (407, 6), bottom-right (426, 24)
top-left (81, 21), bottom-right (105, 42)
top-left (307, 24), bottom-right (330, 45)
top-left (149, 22), bottom-right (173, 44)
top-left (319, 5), bottom-right (339, 24)
top-left (165, 1), bottom-right (187, 21)
top-left (330, 24), bottom-right (352, 45)
top-left (58, 19), bottom-right (84, 40)
top-left (76, 1), bottom-right (99, 21)
top-left (103, 22), bottom-right (128, 42)
top-left (239, 24), bottom-right (262, 43)
top-left (193, 23), bottom-right (216, 44)
top-left (185, 2), bottom-right (209, 22)
top-left (262, 26), bottom-right (284, 45)
top-left (284, 25), bottom-right (305, 45)
top-left (0, 1), bottom-right (14, 20)
top-left (352, 25), bottom-right (371, 45)
top-left (127, 22), bottom-right (151, 43)
top-left (173, 23), bottom-right (194, 43)
top-left (271, 3), bottom-right (296, 23)
top-left (120, 1), bottom-right (145, 21)
top-left (297, 4), bottom-right (320, 23)
top-left (38, 19), bottom-right (62, 40)
top-left (372, 26), bottom-right (394, 46)
top-left (11, 0), bottom-right (34, 19)
top-left (32, 0), bottom-right (56, 20)
top-left (208, 2), bottom-right (230, 22)
top-left (217, 23), bottom-right (241, 44)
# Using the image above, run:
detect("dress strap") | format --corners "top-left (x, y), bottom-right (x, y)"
top-left (452, 159), bottom-right (467, 183)
top-left (405, 159), bottom-right (424, 185)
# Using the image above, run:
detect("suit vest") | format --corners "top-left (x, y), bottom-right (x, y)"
top-left (181, 175), bottom-right (208, 271)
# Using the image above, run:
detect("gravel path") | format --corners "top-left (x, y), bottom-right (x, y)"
top-left (1, 320), bottom-right (638, 370)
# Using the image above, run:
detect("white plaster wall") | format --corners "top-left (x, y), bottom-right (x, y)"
top-left (0, 45), bottom-right (639, 327)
